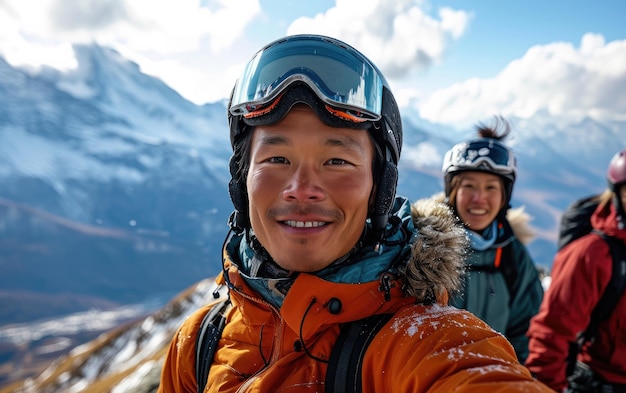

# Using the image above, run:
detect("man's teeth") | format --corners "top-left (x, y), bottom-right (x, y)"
top-left (284, 220), bottom-right (326, 228)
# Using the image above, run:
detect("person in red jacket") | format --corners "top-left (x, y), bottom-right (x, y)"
top-left (526, 148), bottom-right (626, 392)
top-left (158, 34), bottom-right (552, 392)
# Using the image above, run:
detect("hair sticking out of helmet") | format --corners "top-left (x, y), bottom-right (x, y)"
top-left (226, 34), bottom-right (403, 243)
top-left (442, 116), bottom-right (516, 209)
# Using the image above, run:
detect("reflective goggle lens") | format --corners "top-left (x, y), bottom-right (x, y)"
top-left (229, 35), bottom-right (384, 121)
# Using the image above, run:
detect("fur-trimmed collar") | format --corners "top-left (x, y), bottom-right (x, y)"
top-left (404, 198), bottom-right (468, 302)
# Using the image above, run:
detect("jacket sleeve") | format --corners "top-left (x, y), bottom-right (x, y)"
top-left (158, 304), bottom-right (213, 393)
top-left (525, 236), bottom-right (612, 391)
top-left (505, 240), bottom-right (544, 363)
top-left (363, 304), bottom-right (553, 392)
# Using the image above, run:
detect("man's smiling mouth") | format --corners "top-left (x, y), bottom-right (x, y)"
top-left (283, 220), bottom-right (327, 228)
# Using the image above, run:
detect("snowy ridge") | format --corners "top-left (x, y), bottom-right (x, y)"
top-left (6, 279), bottom-right (220, 393)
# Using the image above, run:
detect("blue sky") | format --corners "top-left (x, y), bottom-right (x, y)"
top-left (426, 1), bottom-right (625, 80)
top-left (0, 0), bottom-right (624, 129)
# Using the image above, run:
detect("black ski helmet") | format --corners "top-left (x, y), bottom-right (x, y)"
top-left (226, 34), bottom-right (402, 238)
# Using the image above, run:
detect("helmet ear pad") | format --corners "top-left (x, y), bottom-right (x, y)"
top-left (380, 87), bottom-right (402, 161)
top-left (228, 154), bottom-right (247, 213)
top-left (228, 136), bottom-right (250, 230)
top-left (369, 160), bottom-right (398, 226)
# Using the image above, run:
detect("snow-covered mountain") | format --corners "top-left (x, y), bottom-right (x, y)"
top-left (1, 278), bottom-right (221, 393)
top-left (0, 43), bottom-right (624, 390)
top-left (0, 44), bottom-right (233, 326)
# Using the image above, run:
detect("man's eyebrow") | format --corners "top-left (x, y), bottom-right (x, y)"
top-left (256, 134), bottom-right (366, 150)
top-left (256, 135), bottom-right (289, 146)
top-left (323, 136), bottom-right (365, 150)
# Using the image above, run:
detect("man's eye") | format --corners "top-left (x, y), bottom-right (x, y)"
top-left (267, 157), bottom-right (288, 164)
top-left (327, 158), bottom-right (347, 165)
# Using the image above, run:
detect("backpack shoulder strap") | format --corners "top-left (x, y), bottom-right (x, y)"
top-left (567, 232), bottom-right (626, 376)
top-left (195, 302), bottom-right (390, 393)
top-left (195, 298), bottom-right (232, 393)
top-left (499, 242), bottom-right (517, 295)
top-left (581, 232), bottom-right (626, 341)
top-left (325, 313), bottom-right (393, 393)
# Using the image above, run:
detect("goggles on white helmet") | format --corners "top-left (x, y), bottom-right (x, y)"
top-left (229, 35), bottom-right (385, 123)
top-left (443, 138), bottom-right (517, 181)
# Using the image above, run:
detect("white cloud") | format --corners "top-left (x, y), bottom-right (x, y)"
top-left (286, 0), bottom-right (470, 79)
top-left (418, 33), bottom-right (626, 128)
top-left (1, 0), bottom-right (259, 54)
top-left (0, 0), bottom-right (261, 104)
top-left (0, 0), bottom-right (472, 106)
top-left (402, 141), bottom-right (442, 169)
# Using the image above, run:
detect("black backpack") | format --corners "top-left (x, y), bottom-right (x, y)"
top-left (558, 195), bottom-right (600, 250)
top-left (194, 297), bottom-right (393, 393)
top-left (558, 195), bottom-right (626, 376)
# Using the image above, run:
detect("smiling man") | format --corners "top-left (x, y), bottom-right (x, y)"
top-left (157, 34), bottom-right (552, 392)
top-left (246, 105), bottom-right (374, 272)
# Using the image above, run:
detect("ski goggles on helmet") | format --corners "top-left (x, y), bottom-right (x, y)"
top-left (443, 138), bottom-right (517, 177)
top-left (229, 35), bottom-right (386, 123)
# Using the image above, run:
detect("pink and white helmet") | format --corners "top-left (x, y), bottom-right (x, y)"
top-left (607, 149), bottom-right (626, 227)
top-left (607, 148), bottom-right (626, 191)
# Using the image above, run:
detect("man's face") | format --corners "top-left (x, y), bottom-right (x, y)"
top-left (246, 105), bottom-right (374, 272)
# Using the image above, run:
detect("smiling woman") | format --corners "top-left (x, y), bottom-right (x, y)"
top-left (436, 116), bottom-right (544, 363)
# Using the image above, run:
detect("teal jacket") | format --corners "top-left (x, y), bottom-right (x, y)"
top-left (450, 216), bottom-right (544, 363)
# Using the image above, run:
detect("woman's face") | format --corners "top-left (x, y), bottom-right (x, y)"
top-left (453, 172), bottom-right (504, 231)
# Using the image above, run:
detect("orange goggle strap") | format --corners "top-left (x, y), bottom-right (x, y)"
top-left (324, 105), bottom-right (369, 123)
top-left (243, 93), bottom-right (285, 119)
top-left (242, 91), bottom-right (369, 124)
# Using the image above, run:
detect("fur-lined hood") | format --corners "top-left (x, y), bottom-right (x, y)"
top-left (403, 193), bottom-right (535, 303)
top-left (403, 198), bottom-right (468, 302)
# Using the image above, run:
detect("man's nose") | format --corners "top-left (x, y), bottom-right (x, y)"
top-left (283, 165), bottom-right (324, 201)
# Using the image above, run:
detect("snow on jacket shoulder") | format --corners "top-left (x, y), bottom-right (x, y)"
top-left (158, 197), bottom-right (552, 392)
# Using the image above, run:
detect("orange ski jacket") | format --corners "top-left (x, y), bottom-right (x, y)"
top-left (159, 197), bottom-right (552, 392)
